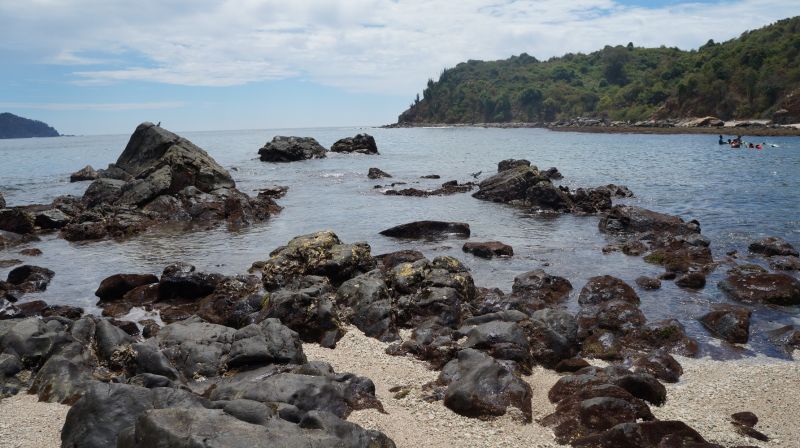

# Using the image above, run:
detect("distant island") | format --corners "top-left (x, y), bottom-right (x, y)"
top-left (0, 112), bottom-right (60, 139)
top-left (396, 16), bottom-right (800, 127)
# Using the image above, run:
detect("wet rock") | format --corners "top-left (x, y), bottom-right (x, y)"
top-left (578, 276), bottom-right (639, 306)
top-left (0, 259), bottom-right (22, 268)
top-left (635, 276), bottom-right (661, 290)
top-left (462, 241), bottom-right (513, 258)
top-left (631, 350), bottom-right (683, 383)
top-left (699, 305), bottom-right (751, 344)
top-left (512, 270), bottom-right (573, 305)
top-left (674, 271), bottom-right (706, 289)
top-left (119, 407), bottom-right (396, 448)
top-left (259, 136), bottom-right (327, 162)
top-left (599, 205), bottom-right (699, 236)
top-left (380, 221), bottom-right (470, 239)
top-left (630, 319), bottom-right (700, 357)
top-left (331, 133), bottom-right (378, 154)
top-left (257, 185), bottom-right (288, 199)
top-left (158, 264), bottom-right (223, 301)
top-left (472, 164), bottom-right (541, 203)
top-left (254, 231), bottom-right (375, 290)
top-left (81, 178), bottom-right (125, 207)
top-left (578, 300), bottom-right (646, 340)
top-left (6, 265), bottom-right (55, 293)
top-left (748, 236), bottom-right (798, 257)
top-left (33, 209), bottom-right (70, 229)
top-left (383, 182), bottom-right (475, 197)
top-left (420, 174), bottom-right (440, 179)
top-left (718, 272), bottom-right (800, 306)
top-left (368, 167), bottom-right (392, 179)
top-left (258, 276), bottom-right (344, 348)
top-left (0, 192), bottom-right (4, 208)
top-left (0, 209), bottom-right (35, 234)
top-left (70, 165), bottom-right (99, 182)
top-left (375, 250), bottom-right (425, 271)
top-left (437, 348), bottom-right (532, 421)
top-left (95, 273), bottom-right (159, 300)
top-left (61, 382), bottom-right (208, 448)
top-left (769, 255), bottom-right (800, 271)
top-left (0, 230), bottom-right (39, 250)
top-left (767, 325), bottom-right (800, 352)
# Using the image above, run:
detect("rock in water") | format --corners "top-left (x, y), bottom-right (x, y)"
top-left (0, 192), bottom-right (5, 208)
top-left (368, 167), bottom-right (392, 179)
top-left (379, 221), bottom-right (470, 239)
top-left (462, 241), bottom-right (513, 258)
top-left (699, 306), bottom-right (751, 343)
top-left (718, 272), bottom-right (800, 306)
top-left (70, 165), bottom-right (98, 182)
top-left (331, 134), bottom-right (379, 154)
top-left (748, 236), bottom-right (799, 257)
top-left (258, 136), bottom-right (327, 162)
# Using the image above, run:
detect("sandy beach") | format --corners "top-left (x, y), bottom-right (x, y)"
top-left (2, 326), bottom-right (796, 448)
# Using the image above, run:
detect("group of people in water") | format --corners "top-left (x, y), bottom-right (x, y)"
top-left (718, 135), bottom-right (775, 149)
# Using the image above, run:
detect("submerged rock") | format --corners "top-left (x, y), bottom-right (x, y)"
top-left (368, 167), bottom-right (392, 179)
top-left (699, 305), bottom-right (751, 344)
top-left (599, 205), bottom-right (699, 236)
top-left (462, 241), bottom-right (513, 258)
top-left (379, 221), bottom-right (470, 239)
top-left (331, 134), bottom-right (378, 155)
top-left (718, 272), bottom-right (800, 306)
top-left (258, 136), bottom-right (327, 162)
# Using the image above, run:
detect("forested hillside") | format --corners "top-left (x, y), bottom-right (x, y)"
top-left (0, 113), bottom-right (60, 139)
top-left (398, 17), bottom-right (800, 124)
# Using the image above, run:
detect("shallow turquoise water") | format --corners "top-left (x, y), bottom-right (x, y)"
top-left (1, 126), bottom-right (798, 358)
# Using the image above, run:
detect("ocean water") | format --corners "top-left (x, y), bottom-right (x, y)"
top-left (1, 127), bottom-right (799, 358)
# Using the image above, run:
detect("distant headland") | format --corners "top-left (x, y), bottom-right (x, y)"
top-left (0, 112), bottom-right (60, 139)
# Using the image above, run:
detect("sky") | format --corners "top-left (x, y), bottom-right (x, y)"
top-left (0, 0), bottom-right (797, 135)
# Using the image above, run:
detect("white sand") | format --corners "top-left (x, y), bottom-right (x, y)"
top-left (0, 393), bottom-right (68, 448)
top-left (1, 327), bottom-right (798, 448)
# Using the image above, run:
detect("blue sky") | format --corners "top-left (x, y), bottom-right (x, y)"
top-left (0, 0), bottom-right (796, 135)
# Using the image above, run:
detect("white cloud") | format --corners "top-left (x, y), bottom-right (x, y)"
top-left (0, 101), bottom-right (186, 111)
top-left (0, 0), bottom-right (796, 94)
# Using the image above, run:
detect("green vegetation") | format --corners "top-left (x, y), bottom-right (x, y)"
top-left (0, 113), bottom-right (60, 139)
top-left (398, 17), bottom-right (800, 124)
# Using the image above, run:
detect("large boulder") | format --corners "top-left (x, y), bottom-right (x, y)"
top-left (95, 273), bottom-right (159, 300)
top-left (718, 272), bottom-right (800, 306)
top-left (512, 269), bottom-right (573, 305)
top-left (113, 122), bottom-right (235, 194)
top-left (472, 164), bottom-right (541, 203)
top-left (331, 134), bottom-right (378, 155)
top-left (253, 231), bottom-right (375, 290)
top-left (578, 276), bottom-right (639, 306)
top-left (258, 136), bottom-right (327, 162)
top-left (462, 241), bottom-right (513, 259)
top-left (437, 348), bottom-right (532, 421)
top-left (0, 209), bottom-right (35, 234)
top-left (379, 221), bottom-right (470, 239)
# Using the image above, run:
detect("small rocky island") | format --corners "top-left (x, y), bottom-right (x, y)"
top-left (0, 112), bottom-right (60, 139)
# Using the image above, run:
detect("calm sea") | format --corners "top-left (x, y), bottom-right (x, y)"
top-left (1, 127), bottom-right (798, 357)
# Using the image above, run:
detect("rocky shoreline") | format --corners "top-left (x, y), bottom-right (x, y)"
top-left (1, 127), bottom-right (799, 447)
top-left (384, 118), bottom-right (800, 136)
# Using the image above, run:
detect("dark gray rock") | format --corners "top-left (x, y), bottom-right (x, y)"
top-left (674, 271), bottom-right (706, 289)
top-left (512, 270), bottom-right (573, 305)
top-left (578, 276), bottom-right (639, 306)
top-left (259, 136), bottom-right (327, 162)
top-left (227, 318), bottom-right (306, 368)
top-left (599, 205), bottom-right (700, 236)
top-left (95, 273), bottom-right (159, 300)
top-left (337, 271), bottom-right (398, 341)
top-left (462, 241), bottom-right (513, 258)
top-left (331, 134), bottom-right (379, 154)
top-left (368, 167), bottom-right (392, 179)
top-left (438, 348), bottom-right (532, 421)
top-left (462, 320), bottom-right (532, 371)
top-left (70, 165), bottom-right (99, 182)
top-left (379, 221), bottom-right (470, 239)
top-left (156, 317), bottom-right (237, 378)
top-left (0, 209), bottom-right (35, 234)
